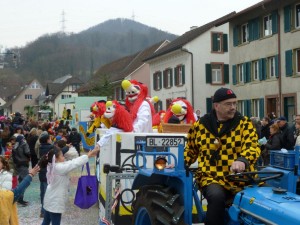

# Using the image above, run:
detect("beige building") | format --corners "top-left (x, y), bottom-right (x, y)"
top-left (2, 79), bottom-right (44, 117)
top-left (225, 0), bottom-right (300, 121)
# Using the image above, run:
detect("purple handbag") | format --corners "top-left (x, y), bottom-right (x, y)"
top-left (74, 162), bottom-right (98, 209)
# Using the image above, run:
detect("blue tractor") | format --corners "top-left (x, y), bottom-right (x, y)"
top-left (131, 135), bottom-right (300, 225)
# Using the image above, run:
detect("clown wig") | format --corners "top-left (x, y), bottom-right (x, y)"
top-left (111, 100), bottom-right (133, 132)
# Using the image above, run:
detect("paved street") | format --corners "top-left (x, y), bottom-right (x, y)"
top-left (17, 157), bottom-right (99, 225)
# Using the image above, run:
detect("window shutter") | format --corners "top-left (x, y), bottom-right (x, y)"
top-left (253, 18), bottom-right (260, 40)
top-left (182, 65), bottom-right (185, 85)
top-left (174, 67), bottom-right (178, 86)
top-left (243, 62), bottom-right (247, 83)
top-left (246, 62), bottom-right (251, 83)
top-left (272, 10), bottom-right (278, 34)
top-left (153, 73), bottom-right (157, 90)
top-left (275, 55), bottom-right (279, 78)
top-left (159, 72), bottom-right (162, 89)
top-left (262, 58), bottom-right (267, 80)
top-left (206, 98), bottom-right (213, 113)
top-left (259, 98), bottom-right (264, 118)
top-left (163, 71), bottom-right (166, 88)
top-left (233, 26), bottom-right (239, 47)
top-left (284, 5), bottom-right (291, 33)
top-left (232, 65), bottom-right (237, 85)
top-left (224, 64), bottom-right (229, 84)
top-left (285, 50), bottom-right (293, 76)
top-left (212, 33), bottom-right (219, 52)
top-left (206, 64), bottom-right (212, 83)
top-left (244, 100), bottom-right (251, 117)
top-left (223, 34), bottom-right (228, 52)
top-left (170, 69), bottom-right (173, 87)
top-left (259, 59), bottom-right (263, 81)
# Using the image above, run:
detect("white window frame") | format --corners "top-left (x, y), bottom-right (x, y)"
top-left (238, 64), bottom-right (244, 83)
top-left (263, 14), bottom-right (272, 36)
top-left (296, 4), bottom-right (300, 29)
top-left (238, 101), bottom-right (245, 115)
top-left (241, 23), bottom-right (249, 43)
top-left (211, 64), bottom-right (223, 84)
top-left (61, 94), bottom-right (71, 99)
top-left (30, 82), bottom-right (40, 89)
top-left (163, 69), bottom-right (172, 88)
top-left (253, 61), bottom-right (259, 81)
top-left (177, 66), bottom-right (183, 86)
top-left (252, 99), bottom-right (260, 117)
top-left (153, 72), bottom-right (162, 90)
top-left (268, 56), bottom-right (276, 78)
top-left (25, 94), bottom-right (32, 100)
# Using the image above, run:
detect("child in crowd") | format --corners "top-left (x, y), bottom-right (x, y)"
top-left (4, 142), bottom-right (13, 159)
top-left (0, 155), bottom-right (12, 190)
top-left (40, 146), bottom-right (99, 225)
top-left (4, 143), bottom-right (18, 189)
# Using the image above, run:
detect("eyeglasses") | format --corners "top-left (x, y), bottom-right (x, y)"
top-left (219, 102), bottom-right (237, 107)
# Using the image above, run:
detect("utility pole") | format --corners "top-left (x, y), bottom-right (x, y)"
top-left (61, 10), bottom-right (66, 33)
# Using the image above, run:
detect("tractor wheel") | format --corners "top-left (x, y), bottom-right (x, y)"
top-left (132, 185), bottom-right (186, 225)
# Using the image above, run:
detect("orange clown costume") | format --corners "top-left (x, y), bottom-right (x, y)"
top-left (95, 100), bottom-right (133, 148)
top-left (121, 79), bottom-right (155, 133)
top-left (163, 98), bottom-right (198, 124)
top-left (86, 100), bottom-right (111, 137)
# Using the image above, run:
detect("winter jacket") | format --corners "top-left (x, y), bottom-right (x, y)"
top-left (12, 141), bottom-right (30, 168)
top-left (43, 155), bottom-right (89, 213)
top-left (265, 133), bottom-right (282, 151)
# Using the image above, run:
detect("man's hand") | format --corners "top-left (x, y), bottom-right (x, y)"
top-left (230, 161), bottom-right (245, 173)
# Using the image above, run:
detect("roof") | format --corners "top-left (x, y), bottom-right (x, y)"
top-left (53, 74), bottom-right (73, 83)
top-left (45, 76), bottom-right (84, 100)
top-left (144, 12), bottom-right (236, 61)
top-left (76, 40), bottom-right (169, 93)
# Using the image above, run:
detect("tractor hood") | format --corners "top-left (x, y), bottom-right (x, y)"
top-left (230, 186), bottom-right (300, 225)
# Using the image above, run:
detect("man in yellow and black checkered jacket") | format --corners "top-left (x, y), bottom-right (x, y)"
top-left (184, 87), bottom-right (260, 225)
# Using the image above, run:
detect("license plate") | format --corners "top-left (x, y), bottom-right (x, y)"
top-left (146, 136), bottom-right (185, 147)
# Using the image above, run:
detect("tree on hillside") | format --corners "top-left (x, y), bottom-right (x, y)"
top-left (88, 74), bottom-right (113, 99)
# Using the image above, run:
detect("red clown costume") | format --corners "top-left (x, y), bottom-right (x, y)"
top-left (96, 100), bottom-right (133, 148)
top-left (121, 79), bottom-right (155, 133)
top-left (163, 98), bottom-right (198, 124)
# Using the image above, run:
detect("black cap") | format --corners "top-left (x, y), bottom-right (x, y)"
top-left (213, 88), bottom-right (237, 103)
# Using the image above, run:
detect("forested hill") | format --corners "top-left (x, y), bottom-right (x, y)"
top-left (15, 18), bottom-right (178, 83)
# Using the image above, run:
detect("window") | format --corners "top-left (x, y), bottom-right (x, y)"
top-left (238, 101), bottom-right (245, 115)
top-left (71, 84), bottom-right (80, 91)
top-left (30, 82), bottom-right (40, 89)
top-left (268, 56), bottom-right (276, 78)
top-left (238, 64), bottom-right (244, 83)
top-left (154, 101), bottom-right (163, 112)
top-left (166, 98), bottom-right (172, 110)
top-left (253, 61), bottom-right (259, 81)
top-left (263, 14), bottom-right (272, 36)
top-left (61, 94), bottom-right (71, 99)
top-left (25, 94), bottom-right (32, 100)
top-left (241, 23), bottom-right (249, 43)
top-left (211, 32), bottom-right (222, 52)
top-left (115, 87), bottom-right (125, 100)
top-left (153, 71), bottom-right (162, 90)
top-left (211, 64), bottom-right (222, 84)
top-left (174, 65), bottom-right (185, 86)
top-left (297, 49), bottom-right (300, 74)
top-left (296, 4), bottom-right (300, 28)
top-left (163, 68), bottom-right (173, 89)
top-left (252, 99), bottom-right (260, 117)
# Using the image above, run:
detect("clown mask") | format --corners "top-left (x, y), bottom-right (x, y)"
top-left (121, 80), bottom-right (141, 103)
top-left (104, 101), bottom-right (116, 119)
top-left (171, 100), bottom-right (187, 121)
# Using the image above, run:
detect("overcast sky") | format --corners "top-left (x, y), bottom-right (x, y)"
top-left (0, 0), bottom-right (261, 49)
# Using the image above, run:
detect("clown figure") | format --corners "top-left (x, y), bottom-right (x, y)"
top-left (163, 98), bottom-right (198, 124)
top-left (93, 100), bottom-right (133, 151)
top-left (86, 100), bottom-right (111, 137)
top-left (121, 80), bottom-right (155, 133)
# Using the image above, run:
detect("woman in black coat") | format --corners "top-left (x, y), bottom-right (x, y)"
top-left (262, 123), bottom-right (282, 166)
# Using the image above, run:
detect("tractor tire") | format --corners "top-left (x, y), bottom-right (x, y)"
top-left (132, 185), bottom-right (187, 225)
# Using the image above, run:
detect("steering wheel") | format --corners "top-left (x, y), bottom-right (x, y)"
top-left (226, 171), bottom-right (284, 184)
